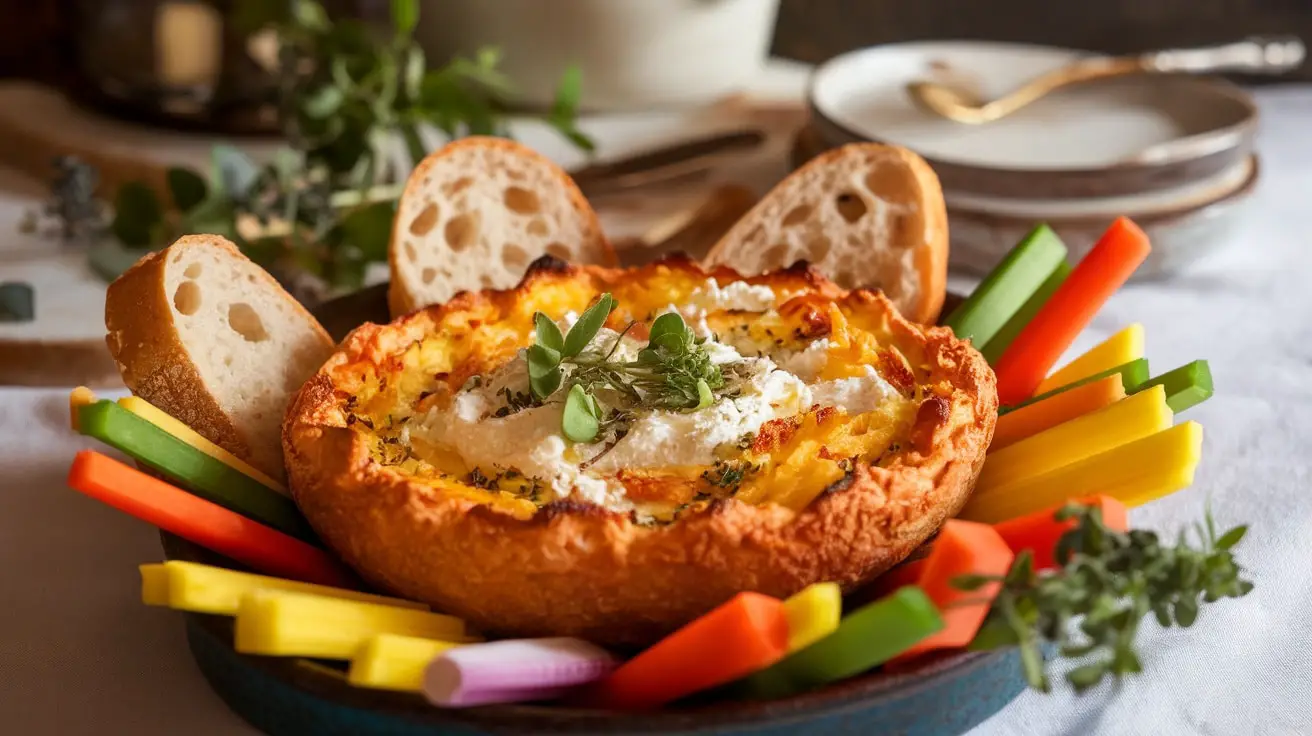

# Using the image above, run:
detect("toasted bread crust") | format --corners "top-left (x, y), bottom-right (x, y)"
top-left (105, 236), bottom-right (332, 480)
top-left (387, 136), bottom-right (616, 318)
top-left (704, 142), bottom-right (949, 325)
top-left (286, 258), bottom-right (994, 646)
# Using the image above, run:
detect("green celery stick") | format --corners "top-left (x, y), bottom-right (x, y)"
top-left (980, 260), bottom-right (1072, 364)
top-left (76, 401), bottom-right (319, 544)
top-left (1000, 358), bottom-right (1150, 415)
top-left (1134, 360), bottom-right (1213, 413)
top-left (944, 224), bottom-right (1068, 349)
top-left (735, 586), bottom-right (944, 700)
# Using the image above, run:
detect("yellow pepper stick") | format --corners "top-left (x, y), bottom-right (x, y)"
top-left (348, 634), bottom-right (462, 692)
top-left (117, 395), bottom-right (288, 494)
top-left (782, 582), bottom-right (842, 653)
top-left (140, 560), bottom-right (427, 615)
top-left (958, 421), bottom-right (1203, 524)
top-left (1035, 324), bottom-right (1144, 395)
top-left (975, 384), bottom-right (1172, 495)
top-left (235, 590), bottom-right (472, 659)
top-left (140, 564), bottom-right (171, 606)
top-left (69, 386), bottom-right (98, 431)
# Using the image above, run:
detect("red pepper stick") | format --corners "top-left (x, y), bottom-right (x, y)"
top-left (992, 495), bottom-right (1129, 571)
top-left (994, 217), bottom-right (1151, 405)
top-left (66, 451), bottom-right (353, 587)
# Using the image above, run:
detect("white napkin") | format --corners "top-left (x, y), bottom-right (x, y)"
top-left (970, 85), bottom-right (1312, 736)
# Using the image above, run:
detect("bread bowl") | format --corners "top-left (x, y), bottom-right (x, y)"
top-left (283, 255), bottom-right (996, 646)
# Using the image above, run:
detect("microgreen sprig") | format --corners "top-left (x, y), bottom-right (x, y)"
top-left (957, 502), bottom-right (1254, 693)
top-left (527, 293), bottom-right (616, 401)
top-left (525, 294), bottom-right (731, 443)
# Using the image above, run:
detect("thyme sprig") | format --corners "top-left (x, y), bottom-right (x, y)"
top-left (956, 502), bottom-right (1254, 693)
top-left (526, 294), bottom-right (731, 443)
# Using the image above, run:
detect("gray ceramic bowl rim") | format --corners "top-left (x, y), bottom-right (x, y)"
top-left (805, 41), bottom-right (1259, 201)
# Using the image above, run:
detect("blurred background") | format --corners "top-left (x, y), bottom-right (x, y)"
top-left (2, 1), bottom-right (1307, 122)
top-left (0, 0), bottom-right (1303, 387)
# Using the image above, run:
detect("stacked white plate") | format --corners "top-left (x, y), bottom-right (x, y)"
top-left (803, 41), bottom-right (1260, 279)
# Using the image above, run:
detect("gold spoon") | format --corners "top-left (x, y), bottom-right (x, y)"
top-left (907, 37), bottom-right (1305, 125)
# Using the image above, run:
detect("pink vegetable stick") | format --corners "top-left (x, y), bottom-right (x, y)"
top-left (423, 637), bottom-right (617, 708)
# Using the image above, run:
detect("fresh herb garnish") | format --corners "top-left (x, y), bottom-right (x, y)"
top-left (701, 460), bottom-right (761, 493)
top-left (526, 294), bottom-right (736, 443)
top-left (465, 467), bottom-right (495, 489)
top-left (562, 384), bottom-right (604, 442)
top-left (957, 502), bottom-right (1254, 693)
top-left (101, 0), bottom-right (592, 293)
top-left (527, 344), bottom-right (565, 399)
top-left (492, 387), bottom-right (535, 417)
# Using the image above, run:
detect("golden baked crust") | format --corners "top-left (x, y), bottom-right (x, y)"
top-left (284, 256), bottom-right (996, 646)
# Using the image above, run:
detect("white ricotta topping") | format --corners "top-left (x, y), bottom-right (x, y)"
top-left (810, 365), bottom-right (900, 415)
top-left (701, 338), bottom-right (747, 365)
top-left (686, 278), bottom-right (777, 313)
top-left (589, 356), bottom-right (811, 473)
top-left (416, 398), bottom-right (630, 509)
top-left (776, 339), bottom-right (832, 381)
top-left (659, 279), bottom-right (778, 340)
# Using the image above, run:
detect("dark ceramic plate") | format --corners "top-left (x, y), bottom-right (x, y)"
top-left (163, 283), bottom-right (1023, 736)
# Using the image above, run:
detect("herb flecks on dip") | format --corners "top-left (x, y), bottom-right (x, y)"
top-left (355, 275), bottom-right (917, 524)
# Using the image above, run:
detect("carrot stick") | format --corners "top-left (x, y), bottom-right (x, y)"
top-left (990, 373), bottom-right (1126, 452)
top-left (587, 592), bottom-right (788, 710)
top-left (890, 520), bottom-right (1014, 662)
top-left (992, 495), bottom-right (1128, 571)
top-left (993, 217), bottom-right (1152, 405)
top-left (66, 451), bottom-right (353, 587)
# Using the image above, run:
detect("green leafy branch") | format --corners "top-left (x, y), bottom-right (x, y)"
top-left (525, 295), bottom-right (730, 443)
top-left (109, 0), bottom-right (592, 292)
top-left (958, 502), bottom-right (1254, 693)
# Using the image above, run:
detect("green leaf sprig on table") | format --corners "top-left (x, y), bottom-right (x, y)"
top-left (957, 502), bottom-right (1254, 693)
top-left (109, 0), bottom-right (592, 293)
top-left (525, 294), bottom-right (730, 443)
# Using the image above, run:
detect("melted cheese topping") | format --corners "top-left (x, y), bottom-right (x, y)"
top-left (409, 301), bottom-right (903, 516)
top-left (349, 271), bottom-right (920, 521)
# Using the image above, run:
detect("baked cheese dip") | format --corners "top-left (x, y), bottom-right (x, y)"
top-left (284, 256), bottom-right (996, 645)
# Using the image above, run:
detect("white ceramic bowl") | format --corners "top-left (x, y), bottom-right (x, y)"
top-left (416, 0), bottom-right (782, 111)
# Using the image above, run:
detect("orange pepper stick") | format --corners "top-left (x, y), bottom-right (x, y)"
top-left (587, 592), bottom-right (788, 710)
top-left (990, 373), bottom-right (1126, 452)
top-left (66, 451), bottom-right (353, 588)
top-left (993, 217), bottom-right (1151, 405)
top-left (992, 495), bottom-right (1128, 571)
top-left (889, 520), bottom-right (1014, 663)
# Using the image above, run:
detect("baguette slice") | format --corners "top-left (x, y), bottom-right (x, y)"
top-left (703, 143), bottom-right (948, 324)
top-left (388, 136), bottom-right (615, 317)
top-left (104, 235), bottom-right (335, 482)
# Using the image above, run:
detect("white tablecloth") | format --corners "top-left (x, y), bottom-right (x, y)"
top-left (3, 86), bottom-right (1311, 735)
